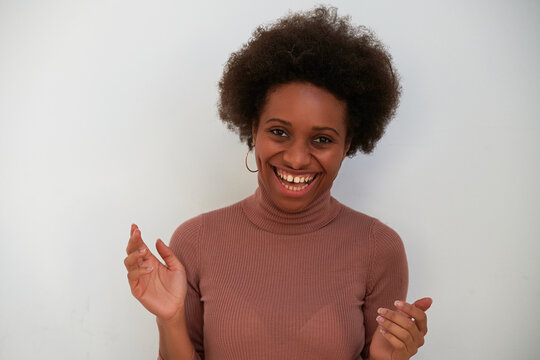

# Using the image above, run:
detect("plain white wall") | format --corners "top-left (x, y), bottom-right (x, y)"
top-left (1, 0), bottom-right (538, 359)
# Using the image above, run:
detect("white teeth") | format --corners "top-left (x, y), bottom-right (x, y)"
top-left (275, 168), bottom-right (316, 188)
top-left (284, 183), bottom-right (308, 191)
top-left (277, 170), bottom-right (314, 183)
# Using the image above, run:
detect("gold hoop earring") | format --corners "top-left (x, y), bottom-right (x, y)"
top-left (245, 148), bottom-right (258, 173)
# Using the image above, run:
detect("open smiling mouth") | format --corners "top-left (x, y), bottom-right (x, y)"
top-left (272, 166), bottom-right (319, 192)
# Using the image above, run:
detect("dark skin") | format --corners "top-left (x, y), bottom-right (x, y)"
top-left (125, 81), bottom-right (432, 359)
top-left (124, 225), bottom-right (186, 321)
top-left (251, 81), bottom-right (432, 359)
top-left (251, 82), bottom-right (351, 213)
top-left (370, 298), bottom-right (433, 359)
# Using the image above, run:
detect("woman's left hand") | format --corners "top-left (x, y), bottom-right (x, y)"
top-left (369, 297), bottom-right (433, 360)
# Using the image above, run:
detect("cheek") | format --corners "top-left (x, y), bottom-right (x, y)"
top-left (255, 140), bottom-right (281, 161)
top-left (322, 153), bottom-right (345, 177)
top-left (254, 146), bottom-right (271, 170)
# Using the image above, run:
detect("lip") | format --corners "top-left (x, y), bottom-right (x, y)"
top-left (271, 165), bottom-right (320, 198)
top-left (273, 166), bottom-right (318, 178)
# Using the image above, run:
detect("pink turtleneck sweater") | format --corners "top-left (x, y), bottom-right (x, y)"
top-left (162, 176), bottom-right (408, 360)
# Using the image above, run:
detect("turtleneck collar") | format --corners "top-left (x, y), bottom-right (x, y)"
top-left (241, 173), bottom-right (342, 235)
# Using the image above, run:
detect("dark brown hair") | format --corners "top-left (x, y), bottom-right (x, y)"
top-left (218, 5), bottom-right (401, 156)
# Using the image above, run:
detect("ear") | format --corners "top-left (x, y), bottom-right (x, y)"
top-left (342, 138), bottom-right (351, 159)
top-left (251, 122), bottom-right (258, 147)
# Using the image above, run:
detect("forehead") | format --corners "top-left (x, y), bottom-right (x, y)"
top-left (260, 82), bottom-right (347, 130)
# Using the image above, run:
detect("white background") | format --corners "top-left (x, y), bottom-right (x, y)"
top-left (1, 0), bottom-right (539, 359)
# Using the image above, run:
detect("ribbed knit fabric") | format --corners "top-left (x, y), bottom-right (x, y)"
top-left (161, 175), bottom-right (408, 360)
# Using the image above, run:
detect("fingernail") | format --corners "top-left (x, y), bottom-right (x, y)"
top-left (145, 266), bottom-right (153, 272)
top-left (377, 307), bottom-right (388, 315)
top-left (139, 247), bottom-right (146, 253)
top-left (394, 300), bottom-right (403, 307)
top-left (379, 327), bottom-right (387, 334)
top-left (376, 316), bottom-right (385, 323)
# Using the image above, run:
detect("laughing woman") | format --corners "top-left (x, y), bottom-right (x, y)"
top-left (125, 6), bottom-right (432, 360)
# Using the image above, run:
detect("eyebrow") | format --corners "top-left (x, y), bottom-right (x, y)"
top-left (264, 118), bottom-right (342, 137)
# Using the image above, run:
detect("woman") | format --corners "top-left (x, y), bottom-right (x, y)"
top-left (125, 6), bottom-right (432, 360)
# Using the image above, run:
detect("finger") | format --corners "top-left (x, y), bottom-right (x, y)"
top-left (126, 228), bottom-right (145, 254)
top-left (127, 263), bottom-right (154, 284)
top-left (413, 297), bottom-right (433, 312)
top-left (124, 248), bottom-right (148, 271)
top-left (378, 327), bottom-right (410, 356)
top-left (394, 300), bottom-right (429, 335)
top-left (155, 239), bottom-right (184, 272)
top-left (376, 313), bottom-right (418, 354)
top-left (126, 227), bottom-right (139, 254)
top-left (378, 308), bottom-right (424, 347)
top-left (131, 223), bottom-right (137, 236)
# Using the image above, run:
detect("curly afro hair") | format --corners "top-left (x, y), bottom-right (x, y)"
top-left (218, 5), bottom-right (401, 156)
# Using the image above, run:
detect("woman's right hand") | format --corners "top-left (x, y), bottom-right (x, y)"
top-left (124, 224), bottom-right (188, 321)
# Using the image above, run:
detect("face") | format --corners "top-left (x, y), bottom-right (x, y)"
top-left (252, 82), bottom-right (350, 213)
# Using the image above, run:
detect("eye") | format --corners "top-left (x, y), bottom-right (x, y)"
top-left (314, 136), bottom-right (333, 144)
top-left (270, 128), bottom-right (287, 137)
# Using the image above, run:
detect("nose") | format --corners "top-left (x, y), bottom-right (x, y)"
top-left (283, 140), bottom-right (311, 169)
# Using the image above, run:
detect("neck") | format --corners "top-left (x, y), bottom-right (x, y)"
top-left (241, 173), bottom-right (342, 235)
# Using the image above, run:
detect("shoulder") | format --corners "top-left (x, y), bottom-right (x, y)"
top-left (169, 214), bottom-right (203, 259)
top-left (333, 201), bottom-right (398, 239)
top-left (366, 216), bottom-right (407, 272)
top-left (335, 201), bottom-right (375, 225)
top-left (334, 200), bottom-right (405, 254)
top-left (340, 200), bottom-right (401, 233)
top-left (370, 217), bottom-right (404, 247)
top-left (200, 198), bottom-right (245, 223)
top-left (171, 213), bottom-right (202, 241)
top-left (339, 207), bottom-right (409, 293)
top-left (170, 199), bottom-right (245, 243)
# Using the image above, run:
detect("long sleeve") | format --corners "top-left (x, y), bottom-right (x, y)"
top-left (159, 215), bottom-right (205, 360)
top-left (156, 191), bottom-right (409, 359)
top-left (361, 218), bottom-right (409, 359)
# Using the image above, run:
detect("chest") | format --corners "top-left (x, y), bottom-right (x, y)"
top-left (199, 229), bottom-right (370, 359)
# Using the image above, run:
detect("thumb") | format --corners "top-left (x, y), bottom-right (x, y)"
top-left (155, 239), bottom-right (184, 271)
top-left (413, 297), bottom-right (433, 312)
